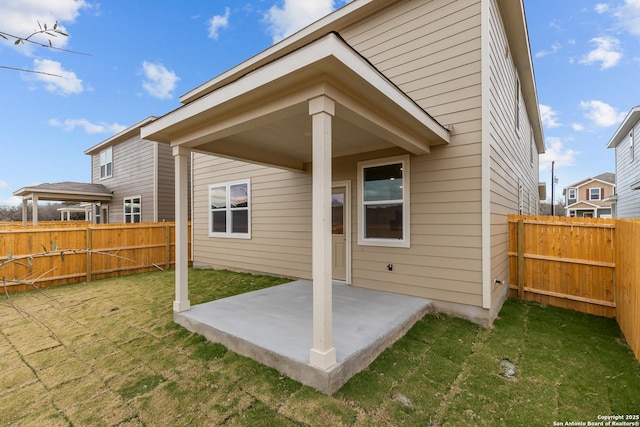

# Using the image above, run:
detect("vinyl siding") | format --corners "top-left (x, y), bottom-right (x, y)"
top-left (616, 124), bottom-right (640, 218)
top-left (343, 0), bottom-right (484, 306)
top-left (156, 142), bottom-right (176, 222)
top-left (486, 0), bottom-right (540, 298)
top-left (192, 153), bottom-right (313, 279)
top-left (91, 136), bottom-right (155, 223)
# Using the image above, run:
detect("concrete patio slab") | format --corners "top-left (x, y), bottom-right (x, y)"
top-left (174, 280), bottom-right (432, 394)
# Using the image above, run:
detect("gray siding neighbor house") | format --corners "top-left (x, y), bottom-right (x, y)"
top-left (140, 0), bottom-right (544, 389)
top-left (607, 105), bottom-right (640, 218)
top-left (85, 116), bottom-right (190, 224)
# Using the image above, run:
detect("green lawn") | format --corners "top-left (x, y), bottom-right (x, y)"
top-left (1, 269), bottom-right (638, 426)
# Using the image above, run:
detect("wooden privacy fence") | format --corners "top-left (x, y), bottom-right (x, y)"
top-left (508, 215), bottom-right (640, 362)
top-left (0, 222), bottom-right (190, 292)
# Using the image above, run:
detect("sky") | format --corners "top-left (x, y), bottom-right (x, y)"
top-left (0, 0), bottom-right (638, 207)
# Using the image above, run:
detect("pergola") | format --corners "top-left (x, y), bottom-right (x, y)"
top-left (13, 182), bottom-right (112, 226)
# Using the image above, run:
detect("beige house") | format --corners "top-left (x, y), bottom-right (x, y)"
top-left (142, 0), bottom-right (543, 372)
top-left (563, 173), bottom-right (615, 218)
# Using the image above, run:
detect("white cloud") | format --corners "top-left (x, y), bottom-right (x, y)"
top-left (535, 42), bottom-right (561, 58)
top-left (539, 104), bottom-right (561, 128)
top-left (48, 118), bottom-right (126, 134)
top-left (613, 0), bottom-right (640, 37)
top-left (0, 180), bottom-right (8, 191)
top-left (579, 100), bottom-right (626, 127)
top-left (264, 0), bottom-right (337, 42)
top-left (141, 61), bottom-right (179, 99)
top-left (539, 137), bottom-right (579, 171)
top-left (0, 0), bottom-right (86, 53)
top-left (579, 36), bottom-right (622, 69)
top-left (572, 123), bottom-right (585, 132)
top-left (32, 59), bottom-right (83, 95)
top-left (208, 7), bottom-right (231, 40)
top-left (595, 3), bottom-right (610, 14)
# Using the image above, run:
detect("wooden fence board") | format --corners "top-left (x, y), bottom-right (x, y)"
top-left (0, 222), bottom-right (190, 292)
top-left (508, 214), bottom-right (639, 363)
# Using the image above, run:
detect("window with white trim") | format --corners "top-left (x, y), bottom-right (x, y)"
top-left (209, 180), bottom-right (250, 238)
top-left (124, 196), bottom-right (141, 223)
top-left (568, 188), bottom-right (576, 200)
top-left (589, 188), bottom-right (601, 200)
top-left (357, 155), bottom-right (410, 247)
top-left (100, 147), bottom-right (112, 179)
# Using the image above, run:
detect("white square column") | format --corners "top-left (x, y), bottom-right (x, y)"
top-left (32, 195), bottom-right (39, 226)
top-left (22, 199), bottom-right (28, 226)
top-left (308, 95), bottom-right (337, 370)
top-left (173, 145), bottom-right (191, 312)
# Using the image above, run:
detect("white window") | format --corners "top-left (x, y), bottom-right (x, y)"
top-left (124, 196), bottom-right (141, 223)
top-left (209, 180), bottom-right (250, 238)
top-left (568, 188), bottom-right (576, 200)
top-left (589, 188), bottom-right (601, 200)
top-left (100, 147), bottom-right (112, 179)
top-left (357, 155), bottom-right (410, 248)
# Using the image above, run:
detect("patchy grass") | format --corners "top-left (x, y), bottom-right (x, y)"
top-left (1, 269), bottom-right (638, 426)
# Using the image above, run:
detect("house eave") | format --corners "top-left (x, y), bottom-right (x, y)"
top-left (142, 33), bottom-right (449, 169)
top-left (607, 105), bottom-right (640, 148)
top-left (84, 116), bottom-right (157, 155)
top-left (497, 0), bottom-right (545, 154)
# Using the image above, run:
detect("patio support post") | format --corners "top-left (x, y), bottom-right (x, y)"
top-left (308, 95), bottom-right (337, 370)
top-left (32, 195), bottom-right (39, 226)
top-left (173, 145), bottom-right (191, 312)
top-left (22, 198), bottom-right (28, 226)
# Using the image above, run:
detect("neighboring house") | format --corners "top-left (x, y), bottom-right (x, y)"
top-left (84, 116), bottom-right (190, 224)
top-left (14, 116), bottom-right (189, 225)
top-left (562, 173), bottom-right (615, 218)
top-left (607, 105), bottom-right (640, 218)
top-left (142, 0), bottom-right (544, 370)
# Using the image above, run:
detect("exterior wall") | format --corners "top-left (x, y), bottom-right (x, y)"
top-left (614, 126), bottom-right (640, 217)
top-left (91, 137), bottom-right (155, 223)
top-left (486, 0), bottom-right (540, 305)
top-left (156, 142), bottom-right (176, 222)
top-left (192, 153), bottom-right (313, 279)
top-left (342, 0), bottom-right (484, 307)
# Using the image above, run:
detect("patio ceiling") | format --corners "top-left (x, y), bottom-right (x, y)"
top-left (142, 32), bottom-right (449, 171)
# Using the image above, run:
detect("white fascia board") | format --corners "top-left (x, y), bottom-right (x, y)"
top-left (607, 106), bottom-right (640, 148)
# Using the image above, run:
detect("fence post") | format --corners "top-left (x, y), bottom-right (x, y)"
top-left (517, 219), bottom-right (524, 299)
top-left (165, 224), bottom-right (171, 270)
top-left (86, 227), bottom-right (92, 282)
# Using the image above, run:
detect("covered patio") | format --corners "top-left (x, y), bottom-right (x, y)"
top-left (175, 279), bottom-right (432, 394)
top-left (141, 32), bottom-right (449, 392)
top-left (13, 182), bottom-right (112, 226)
